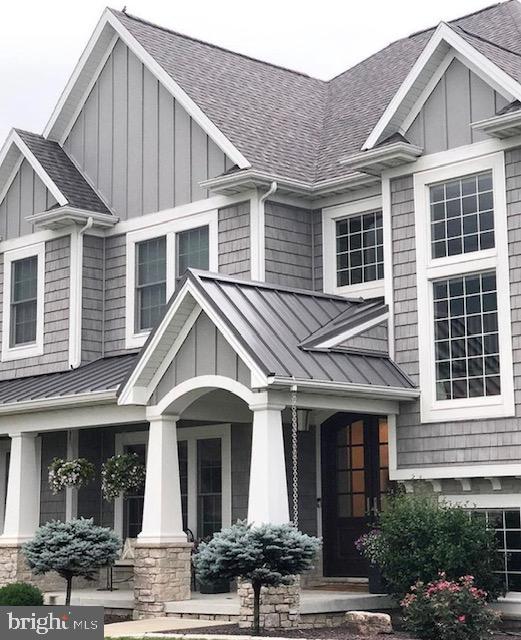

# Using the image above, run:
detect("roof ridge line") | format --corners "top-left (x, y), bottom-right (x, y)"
top-left (110, 8), bottom-right (325, 83)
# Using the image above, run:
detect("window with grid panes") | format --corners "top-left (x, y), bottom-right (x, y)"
top-left (10, 256), bottom-right (38, 347)
top-left (433, 271), bottom-right (500, 400)
top-left (470, 509), bottom-right (521, 592)
top-left (430, 171), bottom-right (494, 259)
top-left (336, 210), bottom-right (384, 287)
top-left (177, 226), bottom-right (209, 277)
top-left (135, 236), bottom-right (166, 332)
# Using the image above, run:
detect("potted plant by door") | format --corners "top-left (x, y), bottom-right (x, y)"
top-left (192, 536), bottom-right (230, 594)
top-left (355, 530), bottom-right (386, 594)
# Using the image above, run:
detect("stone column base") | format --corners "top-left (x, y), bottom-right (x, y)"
top-left (0, 544), bottom-right (64, 590)
top-left (238, 576), bottom-right (300, 629)
top-left (134, 542), bottom-right (192, 619)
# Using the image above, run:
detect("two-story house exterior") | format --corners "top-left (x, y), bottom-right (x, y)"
top-left (2, 0), bottom-right (521, 619)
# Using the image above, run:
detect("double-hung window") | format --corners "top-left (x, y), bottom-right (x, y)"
top-left (2, 243), bottom-right (45, 361)
top-left (415, 153), bottom-right (514, 422)
top-left (125, 211), bottom-right (217, 349)
top-left (323, 195), bottom-right (385, 298)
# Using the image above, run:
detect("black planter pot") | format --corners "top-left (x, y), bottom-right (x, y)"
top-left (197, 578), bottom-right (231, 594)
top-left (368, 565), bottom-right (386, 594)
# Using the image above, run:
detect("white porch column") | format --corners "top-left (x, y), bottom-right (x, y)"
top-left (138, 414), bottom-right (186, 544)
top-left (1, 433), bottom-right (40, 543)
top-left (247, 402), bottom-right (290, 525)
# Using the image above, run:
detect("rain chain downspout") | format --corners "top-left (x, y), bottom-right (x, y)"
top-left (290, 381), bottom-right (299, 528)
top-left (69, 216), bottom-right (94, 369)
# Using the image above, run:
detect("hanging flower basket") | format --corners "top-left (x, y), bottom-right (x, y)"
top-left (101, 453), bottom-right (146, 501)
top-left (48, 457), bottom-right (95, 495)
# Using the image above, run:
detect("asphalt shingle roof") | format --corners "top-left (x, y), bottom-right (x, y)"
top-left (15, 130), bottom-right (111, 214)
top-left (0, 354), bottom-right (136, 406)
top-left (111, 1), bottom-right (521, 184)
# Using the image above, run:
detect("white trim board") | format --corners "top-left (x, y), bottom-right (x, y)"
top-left (391, 464), bottom-right (521, 481)
top-left (363, 22), bottom-right (520, 150)
top-left (43, 9), bottom-right (250, 170)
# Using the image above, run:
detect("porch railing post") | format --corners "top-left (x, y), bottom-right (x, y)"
top-left (247, 401), bottom-right (290, 525)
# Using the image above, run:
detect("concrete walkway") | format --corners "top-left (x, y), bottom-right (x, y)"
top-left (104, 617), bottom-right (234, 638)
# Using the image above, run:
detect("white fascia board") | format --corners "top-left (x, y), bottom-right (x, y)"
top-left (363, 22), bottom-right (521, 150)
top-left (312, 310), bottom-right (389, 350)
top-left (44, 8), bottom-right (250, 170)
top-left (391, 464), bottom-right (521, 481)
top-left (26, 207), bottom-right (118, 229)
top-left (0, 390), bottom-right (118, 416)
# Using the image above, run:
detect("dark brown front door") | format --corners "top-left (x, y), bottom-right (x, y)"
top-left (321, 414), bottom-right (389, 577)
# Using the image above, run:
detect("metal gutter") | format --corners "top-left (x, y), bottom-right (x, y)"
top-left (0, 389), bottom-right (118, 415)
top-left (267, 376), bottom-right (420, 400)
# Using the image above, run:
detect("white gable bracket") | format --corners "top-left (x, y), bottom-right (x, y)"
top-left (363, 22), bottom-right (521, 150)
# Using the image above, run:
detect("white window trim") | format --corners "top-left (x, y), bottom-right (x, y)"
top-left (125, 210), bottom-right (218, 349)
top-left (114, 424), bottom-right (231, 540)
top-left (2, 242), bottom-right (45, 362)
top-left (415, 152), bottom-right (514, 423)
top-left (322, 195), bottom-right (384, 298)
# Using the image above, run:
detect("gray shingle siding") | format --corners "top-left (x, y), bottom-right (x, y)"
top-left (218, 202), bottom-right (250, 278)
top-left (341, 321), bottom-right (388, 353)
top-left (394, 151), bottom-right (521, 467)
top-left (40, 431), bottom-right (67, 524)
top-left (265, 202), bottom-right (313, 290)
top-left (312, 209), bottom-right (323, 291)
top-left (0, 236), bottom-right (70, 380)
top-left (82, 235), bottom-right (104, 363)
top-left (104, 234), bottom-right (127, 356)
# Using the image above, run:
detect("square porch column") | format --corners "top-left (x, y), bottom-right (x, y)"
top-left (247, 401), bottom-right (290, 525)
top-left (0, 432), bottom-right (40, 586)
top-left (134, 414), bottom-right (191, 619)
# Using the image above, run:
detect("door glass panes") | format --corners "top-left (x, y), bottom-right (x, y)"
top-left (433, 271), bottom-right (500, 400)
top-left (177, 226), bottom-right (209, 277)
top-left (336, 211), bottom-right (384, 287)
top-left (135, 236), bottom-right (166, 332)
top-left (336, 420), bottom-right (366, 518)
top-left (197, 438), bottom-right (222, 538)
top-left (470, 509), bottom-right (521, 592)
top-left (430, 171), bottom-right (494, 259)
top-left (178, 441), bottom-right (188, 532)
top-left (10, 256), bottom-right (38, 346)
top-left (122, 444), bottom-right (146, 539)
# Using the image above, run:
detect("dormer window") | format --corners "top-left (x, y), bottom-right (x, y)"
top-left (2, 243), bottom-right (45, 361)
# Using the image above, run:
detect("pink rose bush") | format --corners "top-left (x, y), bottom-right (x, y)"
top-left (401, 573), bottom-right (500, 640)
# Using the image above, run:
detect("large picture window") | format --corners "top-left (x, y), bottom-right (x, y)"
top-left (414, 153), bottom-right (514, 422)
top-left (434, 272), bottom-right (499, 401)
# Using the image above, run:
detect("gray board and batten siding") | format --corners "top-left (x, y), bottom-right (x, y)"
top-left (405, 58), bottom-right (509, 154)
top-left (392, 148), bottom-right (521, 468)
top-left (0, 236), bottom-right (71, 380)
top-left (0, 159), bottom-right (57, 240)
top-left (63, 38), bottom-right (234, 219)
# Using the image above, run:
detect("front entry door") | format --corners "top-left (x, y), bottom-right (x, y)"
top-left (321, 414), bottom-right (389, 577)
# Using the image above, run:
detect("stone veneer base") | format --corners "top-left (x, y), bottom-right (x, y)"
top-left (133, 542), bottom-right (192, 619)
top-left (0, 544), bottom-right (66, 591)
top-left (238, 577), bottom-right (300, 629)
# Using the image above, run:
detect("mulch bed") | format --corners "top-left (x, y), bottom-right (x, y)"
top-left (159, 623), bottom-right (520, 639)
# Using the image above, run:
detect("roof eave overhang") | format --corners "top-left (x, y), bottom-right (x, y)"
top-left (26, 206), bottom-right (119, 230)
top-left (339, 142), bottom-right (423, 176)
top-left (0, 389), bottom-right (118, 415)
top-left (472, 110), bottom-right (521, 139)
top-left (201, 169), bottom-right (380, 201)
top-left (363, 22), bottom-right (521, 150)
top-left (267, 376), bottom-right (419, 401)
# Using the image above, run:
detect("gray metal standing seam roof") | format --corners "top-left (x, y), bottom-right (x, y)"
top-left (15, 130), bottom-right (111, 214)
top-left (111, 1), bottom-right (521, 184)
top-left (0, 354), bottom-right (136, 406)
top-left (175, 271), bottom-right (415, 390)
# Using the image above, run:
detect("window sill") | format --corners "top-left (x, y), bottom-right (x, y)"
top-left (330, 279), bottom-right (385, 299)
top-left (125, 331), bottom-right (150, 350)
top-left (421, 395), bottom-right (515, 423)
top-left (1, 341), bottom-right (44, 362)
